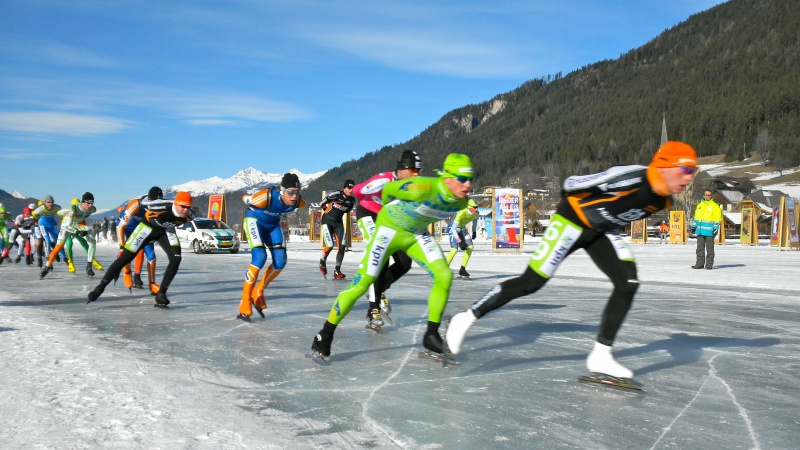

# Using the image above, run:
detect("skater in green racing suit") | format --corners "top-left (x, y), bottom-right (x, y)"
top-left (309, 153), bottom-right (474, 361)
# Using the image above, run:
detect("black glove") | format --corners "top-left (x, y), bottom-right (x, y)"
top-left (691, 227), bottom-right (696, 234)
top-left (712, 229), bottom-right (718, 237)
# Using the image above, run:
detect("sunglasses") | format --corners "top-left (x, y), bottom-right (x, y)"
top-left (678, 166), bottom-right (697, 175)
top-left (82, 200), bottom-right (93, 205)
top-left (451, 174), bottom-right (472, 184)
top-left (284, 189), bottom-right (301, 196)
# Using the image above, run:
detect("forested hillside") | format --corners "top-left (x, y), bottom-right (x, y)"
top-left (307, 0), bottom-right (799, 195)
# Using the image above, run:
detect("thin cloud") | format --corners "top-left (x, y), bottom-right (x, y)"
top-left (1, 35), bottom-right (122, 69)
top-left (0, 112), bottom-right (131, 136)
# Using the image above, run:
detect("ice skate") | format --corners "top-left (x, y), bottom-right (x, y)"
top-left (122, 266), bottom-right (133, 290)
top-left (333, 269), bottom-right (346, 280)
top-left (236, 312), bottom-right (251, 322)
top-left (39, 264), bottom-right (53, 280)
top-left (14, 255), bottom-right (21, 264)
top-left (247, 296), bottom-right (266, 318)
top-left (319, 259), bottom-right (328, 280)
top-left (92, 259), bottom-right (103, 271)
top-left (154, 292), bottom-right (170, 308)
top-left (458, 266), bottom-right (470, 279)
top-left (379, 293), bottom-right (393, 324)
top-left (586, 342), bottom-right (633, 379)
top-left (37, 257), bottom-right (43, 268)
top-left (66, 258), bottom-right (75, 273)
top-left (306, 329), bottom-right (333, 366)
top-left (87, 284), bottom-right (105, 303)
top-left (365, 308), bottom-right (384, 333)
top-left (86, 262), bottom-right (95, 278)
top-left (419, 329), bottom-right (458, 367)
top-left (445, 309), bottom-right (476, 354)
top-left (132, 274), bottom-right (144, 289)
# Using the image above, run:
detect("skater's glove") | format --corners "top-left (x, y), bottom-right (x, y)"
top-left (712, 229), bottom-right (718, 237)
top-left (118, 247), bottom-right (125, 258)
top-left (690, 227), bottom-right (696, 233)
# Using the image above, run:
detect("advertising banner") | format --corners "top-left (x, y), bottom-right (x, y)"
top-left (669, 210), bottom-right (686, 243)
top-left (630, 219), bottom-right (647, 243)
top-left (740, 207), bottom-right (755, 245)
top-left (208, 194), bottom-right (226, 222)
top-left (493, 188), bottom-right (522, 252)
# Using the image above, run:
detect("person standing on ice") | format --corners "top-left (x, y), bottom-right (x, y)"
top-left (86, 192), bottom-right (194, 307)
top-left (445, 199), bottom-right (479, 278)
top-left (446, 141), bottom-right (698, 382)
top-left (236, 173), bottom-right (306, 321)
top-left (308, 153), bottom-right (474, 364)
top-left (352, 149), bottom-right (422, 332)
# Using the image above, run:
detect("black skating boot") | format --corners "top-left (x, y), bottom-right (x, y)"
top-left (37, 257), bottom-right (43, 268)
top-left (87, 284), bottom-right (105, 303)
top-left (39, 265), bottom-right (53, 280)
top-left (423, 330), bottom-right (445, 354)
top-left (459, 266), bottom-right (470, 278)
top-left (155, 292), bottom-right (170, 307)
top-left (14, 255), bottom-right (21, 264)
top-left (132, 274), bottom-right (144, 289)
top-left (86, 262), bottom-right (95, 278)
top-left (319, 259), bottom-right (327, 277)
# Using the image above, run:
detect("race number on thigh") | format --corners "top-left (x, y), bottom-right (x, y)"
top-left (528, 214), bottom-right (582, 278)
top-left (414, 231), bottom-right (444, 264)
top-left (244, 217), bottom-right (262, 247)
top-left (605, 232), bottom-right (634, 261)
top-left (322, 225), bottom-right (334, 248)
top-left (357, 216), bottom-right (376, 241)
top-left (166, 229), bottom-right (180, 247)
top-left (364, 226), bottom-right (397, 278)
top-left (125, 223), bottom-right (153, 253)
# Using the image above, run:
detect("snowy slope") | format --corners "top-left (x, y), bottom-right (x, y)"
top-left (163, 167), bottom-right (326, 196)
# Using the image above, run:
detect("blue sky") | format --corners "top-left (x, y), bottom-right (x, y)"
top-left (0, 0), bottom-right (725, 210)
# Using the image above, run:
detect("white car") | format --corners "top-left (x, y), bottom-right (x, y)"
top-left (176, 218), bottom-right (241, 254)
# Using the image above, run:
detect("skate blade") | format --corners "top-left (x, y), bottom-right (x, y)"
top-left (458, 276), bottom-right (471, 280)
top-left (251, 300), bottom-right (266, 318)
top-left (418, 351), bottom-right (459, 366)
top-left (365, 324), bottom-right (383, 333)
top-left (579, 374), bottom-right (643, 391)
top-left (236, 313), bottom-right (251, 322)
top-left (305, 351), bottom-right (328, 366)
top-left (153, 303), bottom-right (170, 309)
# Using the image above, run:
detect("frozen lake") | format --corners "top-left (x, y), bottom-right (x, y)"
top-left (1, 239), bottom-right (798, 449)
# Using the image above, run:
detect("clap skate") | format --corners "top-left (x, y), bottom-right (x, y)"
top-left (365, 308), bottom-right (384, 333)
top-left (579, 342), bottom-right (642, 391)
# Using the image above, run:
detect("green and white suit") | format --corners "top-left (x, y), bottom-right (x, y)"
top-left (326, 176), bottom-right (468, 325)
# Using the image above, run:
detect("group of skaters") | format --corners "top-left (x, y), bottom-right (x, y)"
top-left (4, 140), bottom-right (704, 384)
top-left (0, 193), bottom-right (104, 275)
top-left (302, 141), bottom-right (701, 386)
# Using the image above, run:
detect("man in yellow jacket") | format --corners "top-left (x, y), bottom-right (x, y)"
top-left (691, 189), bottom-right (722, 270)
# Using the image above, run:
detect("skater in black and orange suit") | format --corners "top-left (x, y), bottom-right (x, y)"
top-left (447, 141), bottom-right (699, 383)
top-left (87, 192), bottom-right (194, 307)
top-left (317, 179), bottom-right (356, 280)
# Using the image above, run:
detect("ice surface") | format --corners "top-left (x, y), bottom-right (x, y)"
top-left (1, 238), bottom-right (798, 449)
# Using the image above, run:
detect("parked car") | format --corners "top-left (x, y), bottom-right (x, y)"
top-left (176, 218), bottom-right (240, 254)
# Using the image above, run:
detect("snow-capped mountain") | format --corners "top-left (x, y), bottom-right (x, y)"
top-left (164, 167), bottom-right (326, 196)
top-left (10, 191), bottom-right (27, 199)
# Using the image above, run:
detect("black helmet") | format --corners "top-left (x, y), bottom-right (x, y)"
top-left (343, 179), bottom-right (355, 189)
top-left (147, 186), bottom-right (163, 200)
top-left (396, 150), bottom-right (422, 171)
top-left (281, 173), bottom-right (301, 189)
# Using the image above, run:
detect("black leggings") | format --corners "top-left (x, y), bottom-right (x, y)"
top-left (471, 230), bottom-right (639, 346)
top-left (100, 231), bottom-right (182, 294)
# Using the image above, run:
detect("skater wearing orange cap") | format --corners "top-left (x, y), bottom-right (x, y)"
top-left (446, 141), bottom-right (698, 388)
top-left (86, 191), bottom-right (194, 307)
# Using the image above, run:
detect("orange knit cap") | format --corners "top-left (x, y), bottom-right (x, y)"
top-left (174, 191), bottom-right (193, 207)
top-left (650, 141), bottom-right (697, 168)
